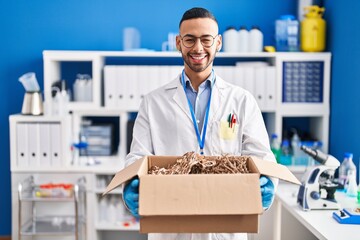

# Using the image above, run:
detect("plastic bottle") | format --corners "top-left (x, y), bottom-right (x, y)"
top-left (99, 197), bottom-right (108, 222)
top-left (275, 15), bottom-right (299, 52)
top-left (270, 133), bottom-right (281, 163)
top-left (291, 129), bottom-right (302, 164)
top-left (223, 26), bottom-right (239, 52)
top-left (357, 181), bottom-right (360, 203)
top-left (248, 26), bottom-right (263, 52)
top-left (280, 140), bottom-right (292, 165)
top-left (346, 169), bottom-right (358, 197)
top-left (338, 152), bottom-right (354, 190)
top-left (238, 26), bottom-right (249, 52)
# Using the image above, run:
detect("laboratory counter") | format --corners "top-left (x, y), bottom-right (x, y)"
top-left (273, 183), bottom-right (359, 240)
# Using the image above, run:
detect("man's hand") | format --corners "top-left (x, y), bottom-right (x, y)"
top-left (124, 178), bottom-right (139, 218)
top-left (260, 176), bottom-right (275, 209)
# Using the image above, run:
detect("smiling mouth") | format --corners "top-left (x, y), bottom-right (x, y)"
top-left (190, 54), bottom-right (207, 62)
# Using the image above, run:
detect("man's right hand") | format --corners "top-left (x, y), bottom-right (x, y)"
top-left (124, 178), bottom-right (139, 218)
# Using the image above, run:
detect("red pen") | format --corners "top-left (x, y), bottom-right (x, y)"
top-left (230, 114), bottom-right (235, 128)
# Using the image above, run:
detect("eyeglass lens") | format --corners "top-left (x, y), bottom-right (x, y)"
top-left (182, 35), bottom-right (216, 48)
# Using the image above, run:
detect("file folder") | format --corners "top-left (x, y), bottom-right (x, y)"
top-left (16, 123), bottom-right (29, 167)
top-left (27, 123), bottom-right (39, 167)
top-left (254, 67), bottom-right (266, 110)
top-left (265, 66), bottom-right (276, 111)
top-left (104, 66), bottom-right (117, 108)
top-left (39, 123), bottom-right (51, 167)
top-left (50, 123), bottom-right (62, 167)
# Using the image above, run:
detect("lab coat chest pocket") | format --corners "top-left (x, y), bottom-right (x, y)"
top-left (210, 120), bottom-right (242, 155)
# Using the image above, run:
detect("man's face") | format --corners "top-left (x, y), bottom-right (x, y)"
top-left (176, 18), bottom-right (222, 74)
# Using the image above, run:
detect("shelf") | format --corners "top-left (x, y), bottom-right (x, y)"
top-left (20, 195), bottom-right (75, 202)
top-left (96, 221), bottom-right (139, 231)
top-left (21, 216), bottom-right (85, 236)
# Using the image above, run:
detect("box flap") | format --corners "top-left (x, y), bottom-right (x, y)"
top-left (139, 174), bottom-right (263, 216)
top-left (102, 157), bottom-right (146, 196)
top-left (250, 157), bottom-right (301, 185)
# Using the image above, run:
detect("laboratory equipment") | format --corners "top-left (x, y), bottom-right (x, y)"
top-left (270, 133), bottom-right (281, 163)
top-left (21, 91), bottom-right (44, 115)
top-left (346, 169), bottom-right (358, 197)
top-left (275, 15), bottom-right (299, 52)
top-left (332, 208), bottom-right (360, 225)
top-left (301, 5), bottom-right (326, 52)
top-left (19, 72), bottom-right (43, 115)
top-left (338, 152), bottom-right (356, 189)
top-left (280, 139), bottom-right (292, 165)
top-left (297, 145), bottom-right (341, 211)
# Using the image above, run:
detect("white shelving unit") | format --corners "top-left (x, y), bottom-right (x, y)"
top-left (9, 50), bottom-right (331, 240)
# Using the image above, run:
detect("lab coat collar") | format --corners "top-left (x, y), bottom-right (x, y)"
top-left (165, 73), bottom-right (226, 123)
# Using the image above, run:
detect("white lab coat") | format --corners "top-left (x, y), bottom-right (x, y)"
top-left (125, 74), bottom-right (278, 240)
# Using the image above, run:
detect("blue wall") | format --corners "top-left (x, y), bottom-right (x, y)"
top-left (324, 0), bottom-right (360, 171)
top-left (2, 0), bottom-right (359, 235)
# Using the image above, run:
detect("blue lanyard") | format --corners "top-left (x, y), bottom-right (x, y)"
top-left (181, 70), bottom-right (214, 155)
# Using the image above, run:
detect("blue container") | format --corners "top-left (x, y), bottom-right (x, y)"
top-left (276, 15), bottom-right (299, 52)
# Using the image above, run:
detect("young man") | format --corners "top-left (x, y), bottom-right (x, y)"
top-left (124, 7), bottom-right (277, 240)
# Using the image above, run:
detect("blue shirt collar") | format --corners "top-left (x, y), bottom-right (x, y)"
top-left (183, 71), bottom-right (215, 92)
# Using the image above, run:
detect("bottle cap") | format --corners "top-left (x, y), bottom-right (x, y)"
top-left (280, 15), bottom-right (295, 20)
top-left (226, 26), bottom-right (236, 30)
top-left (282, 140), bottom-right (290, 147)
top-left (271, 133), bottom-right (278, 138)
top-left (239, 26), bottom-right (247, 30)
top-left (344, 152), bottom-right (353, 159)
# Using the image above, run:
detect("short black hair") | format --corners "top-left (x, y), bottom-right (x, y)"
top-left (179, 7), bottom-right (218, 28)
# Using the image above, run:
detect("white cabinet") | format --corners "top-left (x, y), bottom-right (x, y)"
top-left (10, 50), bottom-right (331, 240)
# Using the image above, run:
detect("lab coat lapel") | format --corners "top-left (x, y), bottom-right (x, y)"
top-left (209, 76), bottom-right (225, 123)
top-left (166, 77), bottom-right (192, 122)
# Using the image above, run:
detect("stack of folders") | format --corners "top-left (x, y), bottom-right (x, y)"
top-left (214, 62), bottom-right (276, 111)
top-left (104, 65), bottom-right (183, 111)
top-left (104, 64), bottom-right (277, 112)
top-left (16, 122), bottom-right (62, 168)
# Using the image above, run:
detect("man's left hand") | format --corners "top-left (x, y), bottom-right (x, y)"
top-left (260, 176), bottom-right (275, 209)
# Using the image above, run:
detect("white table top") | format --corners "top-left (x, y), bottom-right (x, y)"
top-left (276, 183), bottom-right (360, 240)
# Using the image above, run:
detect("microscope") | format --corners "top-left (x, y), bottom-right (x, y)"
top-left (297, 145), bottom-right (341, 211)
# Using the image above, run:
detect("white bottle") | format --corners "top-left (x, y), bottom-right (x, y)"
top-left (223, 26), bottom-right (239, 52)
top-left (98, 197), bottom-right (108, 222)
top-left (291, 129), bottom-right (301, 164)
top-left (338, 152), bottom-right (354, 190)
top-left (346, 169), bottom-right (358, 197)
top-left (248, 26), bottom-right (263, 52)
top-left (238, 26), bottom-right (249, 52)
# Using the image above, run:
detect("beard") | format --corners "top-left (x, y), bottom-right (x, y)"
top-left (181, 50), bottom-right (216, 73)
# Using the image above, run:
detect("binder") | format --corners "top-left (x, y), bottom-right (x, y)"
top-left (137, 66), bottom-right (149, 102)
top-left (50, 123), bottom-right (62, 167)
top-left (266, 66), bottom-right (277, 111)
top-left (126, 66), bottom-right (139, 110)
top-left (233, 66), bottom-right (245, 88)
top-left (27, 123), bottom-right (39, 167)
top-left (39, 123), bottom-right (51, 167)
top-left (16, 123), bottom-right (29, 167)
top-left (116, 66), bottom-right (129, 109)
top-left (254, 67), bottom-right (266, 110)
top-left (104, 66), bottom-right (117, 108)
top-left (243, 67), bottom-right (255, 96)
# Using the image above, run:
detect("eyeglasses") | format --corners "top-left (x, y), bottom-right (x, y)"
top-left (180, 34), bottom-right (219, 48)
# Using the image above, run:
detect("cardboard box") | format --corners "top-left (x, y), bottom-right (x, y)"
top-left (103, 155), bottom-right (300, 233)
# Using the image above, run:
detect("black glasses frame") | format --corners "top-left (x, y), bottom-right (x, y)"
top-left (179, 34), bottom-right (219, 48)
